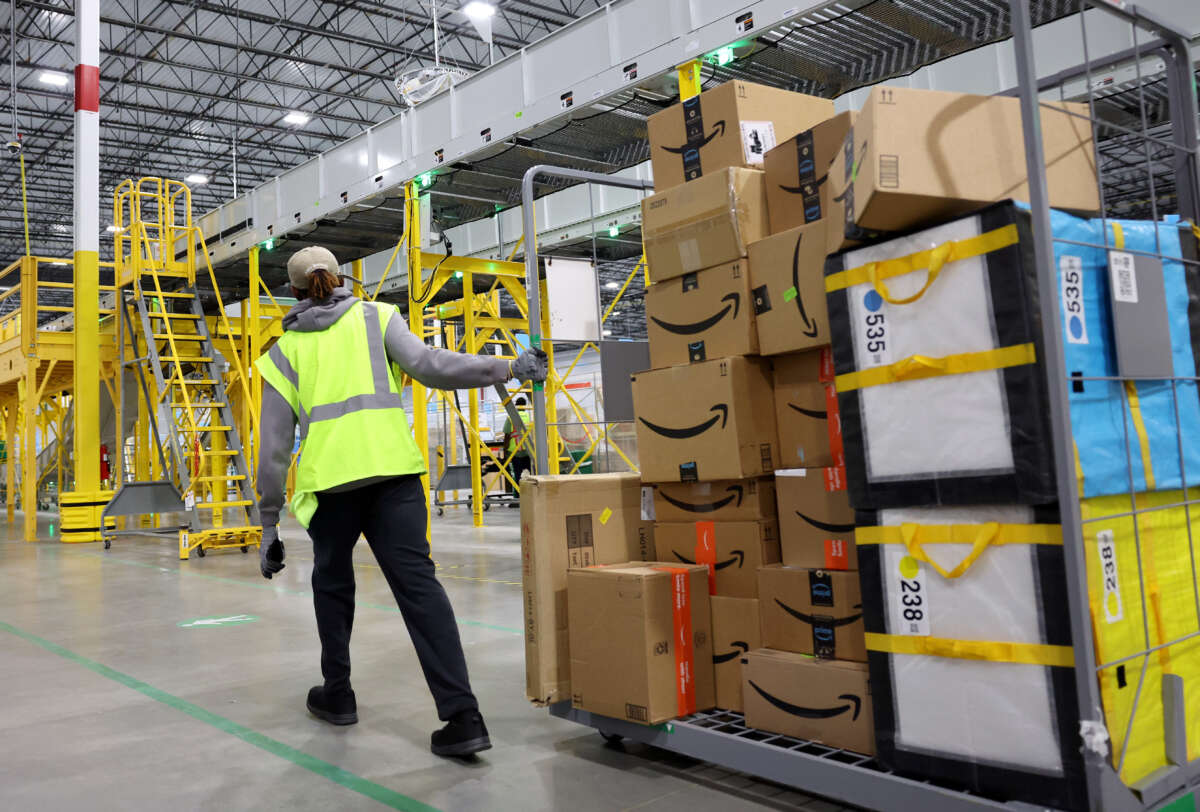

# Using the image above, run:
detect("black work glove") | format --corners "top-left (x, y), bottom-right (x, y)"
top-left (510, 347), bottom-right (549, 383)
top-left (260, 525), bottom-right (285, 579)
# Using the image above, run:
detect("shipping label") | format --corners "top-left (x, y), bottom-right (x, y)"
top-left (895, 555), bottom-right (931, 636)
top-left (1060, 255), bottom-right (1089, 344)
top-left (740, 120), bottom-right (775, 165)
top-left (1098, 529), bottom-right (1123, 623)
top-left (1109, 250), bottom-right (1139, 303)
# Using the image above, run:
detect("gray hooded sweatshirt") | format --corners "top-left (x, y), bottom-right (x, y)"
top-left (257, 286), bottom-right (510, 528)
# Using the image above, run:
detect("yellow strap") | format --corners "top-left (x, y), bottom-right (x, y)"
top-left (856, 522), bottom-right (1060, 579)
top-left (835, 343), bottom-right (1036, 393)
top-left (865, 633), bottom-right (1075, 667)
top-left (856, 523), bottom-right (1061, 546)
top-left (1124, 381), bottom-right (1156, 491)
top-left (826, 224), bottom-right (1020, 296)
top-left (1112, 220), bottom-right (1125, 251)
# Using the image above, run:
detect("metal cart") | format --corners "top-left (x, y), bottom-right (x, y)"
top-left (523, 1), bottom-right (1200, 809)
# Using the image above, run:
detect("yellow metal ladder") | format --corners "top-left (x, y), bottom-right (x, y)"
top-left (106, 178), bottom-right (260, 559)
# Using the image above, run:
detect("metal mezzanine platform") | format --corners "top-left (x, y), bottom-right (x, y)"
top-left (193, 0), bottom-right (1168, 296)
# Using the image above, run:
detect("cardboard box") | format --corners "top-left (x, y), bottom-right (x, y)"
top-left (645, 259), bottom-right (758, 368)
top-left (568, 562), bottom-right (715, 725)
top-left (711, 596), bottom-right (761, 712)
top-left (521, 474), bottom-right (656, 705)
top-left (632, 356), bottom-right (778, 483)
top-left (654, 519), bottom-right (780, 598)
top-left (775, 467), bottom-right (855, 571)
top-left (652, 477), bottom-right (775, 523)
top-left (757, 563), bottom-right (865, 661)
top-left (648, 80), bottom-right (834, 190)
top-left (772, 348), bottom-right (842, 470)
top-left (747, 220), bottom-right (829, 356)
top-left (826, 86), bottom-right (1099, 252)
top-left (742, 649), bottom-right (874, 754)
top-left (642, 168), bottom-right (767, 285)
top-left (764, 111), bottom-right (855, 234)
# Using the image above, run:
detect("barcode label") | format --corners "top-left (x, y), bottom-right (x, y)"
top-left (1109, 251), bottom-right (1138, 303)
top-left (1098, 529), bottom-right (1123, 623)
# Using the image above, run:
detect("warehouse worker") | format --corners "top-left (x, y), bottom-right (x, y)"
top-left (501, 395), bottom-right (532, 494)
top-left (254, 245), bottom-right (547, 758)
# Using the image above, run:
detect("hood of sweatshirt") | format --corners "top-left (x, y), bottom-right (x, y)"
top-left (282, 286), bottom-right (358, 332)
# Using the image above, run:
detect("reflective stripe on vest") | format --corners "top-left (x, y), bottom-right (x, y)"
top-left (294, 303), bottom-right (404, 439)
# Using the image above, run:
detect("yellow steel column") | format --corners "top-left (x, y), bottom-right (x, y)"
top-left (351, 257), bottom-right (364, 296)
top-left (248, 246), bottom-right (262, 478)
top-left (447, 324), bottom-right (458, 504)
top-left (21, 363), bottom-right (37, 541)
top-left (463, 279), bottom-right (483, 527)
top-left (136, 378), bottom-right (152, 527)
top-left (406, 183), bottom-right (431, 539)
top-left (5, 403), bottom-right (15, 524)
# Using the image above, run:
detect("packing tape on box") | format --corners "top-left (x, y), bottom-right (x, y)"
top-left (694, 520), bottom-right (716, 594)
top-left (654, 566), bottom-right (697, 716)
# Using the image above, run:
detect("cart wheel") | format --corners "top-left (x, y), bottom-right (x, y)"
top-left (483, 502), bottom-right (490, 512)
top-left (599, 730), bottom-right (623, 746)
top-left (103, 539), bottom-right (111, 550)
top-left (241, 546), bottom-right (248, 554)
top-left (196, 545), bottom-right (206, 558)
top-left (437, 507), bottom-right (444, 517)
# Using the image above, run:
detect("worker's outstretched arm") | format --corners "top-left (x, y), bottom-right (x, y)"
top-left (383, 310), bottom-right (547, 389)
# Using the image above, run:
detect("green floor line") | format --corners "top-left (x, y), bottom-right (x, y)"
top-left (0, 619), bottom-right (441, 812)
top-left (47, 546), bottom-right (523, 636)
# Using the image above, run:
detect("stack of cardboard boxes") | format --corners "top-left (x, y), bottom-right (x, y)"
top-left (527, 80), bottom-right (1100, 768)
top-left (631, 80), bottom-right (874, 750)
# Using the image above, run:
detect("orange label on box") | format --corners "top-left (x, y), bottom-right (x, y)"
top-left (694, 520), bottom-right (717, 594)
top-left (824, 465), bottom-right (847, 493)
top-left (654, 566), bottom-right (696, 716)
top-left (825, 538), bottom-right (850, 569)
top-left (824, 383), bottom-right (845, 469)
top-left (818, 347), bottom-right (835, 384)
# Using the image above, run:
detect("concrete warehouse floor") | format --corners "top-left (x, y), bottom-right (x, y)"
top-left (0, 507), bottom-right (852, 812)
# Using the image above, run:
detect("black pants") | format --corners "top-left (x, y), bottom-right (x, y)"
top-left (306, 474), bottom-right (477, 721)
top-left (505, 454), bottom-right (532, 494)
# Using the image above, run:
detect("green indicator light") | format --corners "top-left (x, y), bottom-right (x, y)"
top-left (454, 271), bottom-right (463, 279)
top-left (48, 524), bottom-right (53, 536)
top-left (608, 225), bottom-right (620, 238)
top-left (262, 238), bottom-right (274, 251)
top-left (716, 46), bottom-right (735, 66)
top-left (418, 172), bottom-right (433, 188)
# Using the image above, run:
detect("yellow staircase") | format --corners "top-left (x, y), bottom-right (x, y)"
top-left (108, 178), bottom-right (260, 559)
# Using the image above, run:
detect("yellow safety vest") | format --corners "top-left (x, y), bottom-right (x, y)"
top-left (255, 300), bottom-right (425, 527)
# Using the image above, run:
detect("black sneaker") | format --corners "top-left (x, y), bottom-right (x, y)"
top-left (431, 709), bottom-right (492, 757)
top-left (306, 685), bottom-right (358, 726)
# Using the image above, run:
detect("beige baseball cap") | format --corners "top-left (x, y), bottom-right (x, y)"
top-left (286, 245), bottom-right (338, 290)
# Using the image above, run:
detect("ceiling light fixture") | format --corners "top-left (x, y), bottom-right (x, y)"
top-left (283, 110), bottom-right (311, 126)
top-left (105, 224), bottom-right (120, 233)
top-left (185, 174), bottom-right (208, 185)
top-left (604, 281), bottom-right (619, 290)
top-left (602, 329), bottom-right (613, 337)
top-left (462, 1), bottom-right (496, 20)
top-left (38, 71), bottom-right (69, 87)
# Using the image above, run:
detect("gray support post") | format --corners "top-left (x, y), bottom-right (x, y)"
top-left (1007, 2), bottom-right (1107, 809)
top-left (520, 165), bottom-right (654, 476)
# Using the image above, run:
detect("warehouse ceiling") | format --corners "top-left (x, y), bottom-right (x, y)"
top-left (0, 0), bottom-right (608, 258)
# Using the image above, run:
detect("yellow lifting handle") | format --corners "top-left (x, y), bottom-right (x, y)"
top-left (899, 521), bottom-right (1000, 579)
top-left (867, 240), bottom-right (953, 305)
